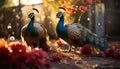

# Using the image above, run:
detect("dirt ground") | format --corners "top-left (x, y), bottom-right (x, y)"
top-left (1, 56), bottom-right (120, 69)
top-left (50, 56), bottom-right (120, 69)
top-left (48, 41), bottom-right (120, 69)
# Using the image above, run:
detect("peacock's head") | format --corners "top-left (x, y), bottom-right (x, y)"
top-left (28, 12), bottom-right (34, 19)
top-left (56, 12), bottom-right (63, 18)
top-left (28, 8), bottom-right (39, 19)
top-left (56, 7), bottom-right (66, 18)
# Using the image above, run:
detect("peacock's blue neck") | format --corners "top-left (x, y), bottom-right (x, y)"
top-left (28, 17), bottom-right (34, 29)
top-left (27, 17), bottom-right (38, 36)
top-left (56, 15), bottom-right (67, 38)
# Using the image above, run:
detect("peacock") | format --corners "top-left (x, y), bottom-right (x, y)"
top-left (56, 7), bottom-right (110, 51)
top-left (21, 8), bottom-right (47, 47)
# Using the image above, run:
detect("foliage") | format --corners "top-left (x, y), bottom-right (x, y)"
top-left (43, 0), bottom-right (89, 28)
top-left (0, 0), bottom-right (12, 8)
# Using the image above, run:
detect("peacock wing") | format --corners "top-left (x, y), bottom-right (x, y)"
top-left (34, 23), bottom-right (47, 39)
top-left (66, 23), bottom-right (84, 46)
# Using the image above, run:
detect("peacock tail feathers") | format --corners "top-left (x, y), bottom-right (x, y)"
top-left (65, 23), bottom-right (109, 51)
top-left (74, 23), bottom-right (109, 51)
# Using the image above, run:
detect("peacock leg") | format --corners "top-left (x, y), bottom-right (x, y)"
top-left (68, 45), bottom-right (75, 53)
top-left (68, 46), bottom-right (81, 54)
top-left (68, 45), bottom-right (72, 52)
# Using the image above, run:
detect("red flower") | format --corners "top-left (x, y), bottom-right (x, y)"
top-left (82, 0), bottom-right (93, 5)
top-left (81, 44), bottom-right (92, 55)
top-left (9, 42), bottom-right (27, 53)
top-left (114, 49), bottom-right (120, 59)
top-left (51, 53), bottom-right (62, 61)
top-left (66, 7), bottom-right (77, 14)
top-left (105, 45), bottom-right (116, 57)
top-left (79, 5), bottom-right (88, 13)
top-left (28, 48), bottom-right (49, 68)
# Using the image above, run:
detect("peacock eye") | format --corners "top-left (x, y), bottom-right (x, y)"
top-left (28, 13), bottom-right (34, 18)
top-left (58, 13), bottom-right (62, 17)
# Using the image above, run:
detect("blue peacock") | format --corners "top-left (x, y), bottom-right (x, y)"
top-left (56, 7), bottom-right (109, 51)
top-left (21, 8), bottom-right (47, 47)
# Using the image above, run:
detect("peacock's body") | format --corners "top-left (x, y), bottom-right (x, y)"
top-left (56, 11), bottom-right (109, 51)
top-left (21, 9), bottom-right (47, 47)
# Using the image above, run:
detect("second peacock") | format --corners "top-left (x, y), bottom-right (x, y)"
top-left (56, 7), bottom-right (110, 51)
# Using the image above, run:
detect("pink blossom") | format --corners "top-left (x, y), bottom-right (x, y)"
top-left (79, 5), bottom-right (88, 13)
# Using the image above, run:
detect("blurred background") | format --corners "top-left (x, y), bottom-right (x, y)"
top-left (0, 0), bottom-right (120, 40)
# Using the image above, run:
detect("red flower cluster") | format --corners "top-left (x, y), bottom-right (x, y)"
top-left (51, 53), bottom-right (62, 61)
top-left (28, 48), bottom-right (50, 68)
top-left (98, 45), bottom-right (120, 59)
top-left (81, 44), bottom-right (92, 55)
top-left (0, 39), bottom-right (51, 68)
top-left (8, 42), bottom-right (29, 69)
top-left (105, 45), bottom-right (116, 57)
